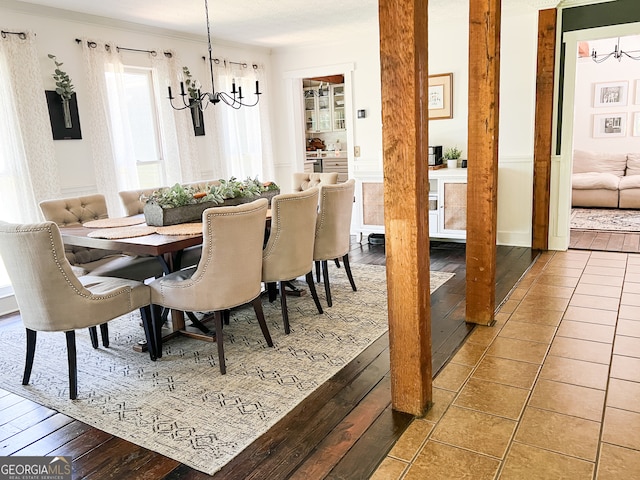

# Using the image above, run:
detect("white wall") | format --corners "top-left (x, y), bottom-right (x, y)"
top-left (573, 54), bottom-right (640, 153)
top-left (269, 7), bottom-right (539, 246)
top-left (0, 0), bottom-right (271, 196)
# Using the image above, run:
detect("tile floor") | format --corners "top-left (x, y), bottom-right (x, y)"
top-left (371, 249), bottom-right (640, 479)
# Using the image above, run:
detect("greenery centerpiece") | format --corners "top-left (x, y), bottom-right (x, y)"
top-left (142, 177), bottom-right (280, 226)
top-left (48, 54), bottom-right (75, 128)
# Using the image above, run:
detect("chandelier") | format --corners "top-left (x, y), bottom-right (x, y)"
top-left (591, 37), bottom-right (640, 63)
top-left (167, 0), bottom-right (261, 110)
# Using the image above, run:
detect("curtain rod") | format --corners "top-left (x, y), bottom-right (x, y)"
top-left (1, 31), bottom-right (27, 39)
top-left (201, 56), bottom-right (258, 69)
top-left (75, 38), bottom-right (172, 58)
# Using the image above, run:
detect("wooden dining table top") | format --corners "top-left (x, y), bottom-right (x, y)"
top-left (60, 211), bottom-right (271, 258)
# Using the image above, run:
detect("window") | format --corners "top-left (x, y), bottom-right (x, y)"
top-left (105, 66), bottom-right (165, 188)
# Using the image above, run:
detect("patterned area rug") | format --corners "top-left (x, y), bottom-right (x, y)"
top-left (571, 208), bottom-right (640, 232)
top-left (0, 265), bottom-right (453, 476)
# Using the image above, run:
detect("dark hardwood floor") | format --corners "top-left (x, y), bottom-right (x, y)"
top-left (570, 229), bottom-right (640, 253)
top-left (0, 240), bottom-right (536, 479)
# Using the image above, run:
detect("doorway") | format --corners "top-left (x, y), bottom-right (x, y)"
top-left (282, 63), bottom-right (355, 190)
top-left (566, 33), bottom-right (640, 252)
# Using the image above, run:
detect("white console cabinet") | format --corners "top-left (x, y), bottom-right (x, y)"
top-left (354, 168), bottom-right (468, 241)
top-left (428, 168), bottom-right (467, 240)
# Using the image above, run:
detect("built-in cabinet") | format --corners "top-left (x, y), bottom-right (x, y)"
top-left (304, 150), bottom-right (348, 182)
top-left (305, 83), bottom-right (346, 133)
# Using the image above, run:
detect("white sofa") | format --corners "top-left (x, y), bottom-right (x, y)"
top-left (571, 150), bottom-right (640, 209)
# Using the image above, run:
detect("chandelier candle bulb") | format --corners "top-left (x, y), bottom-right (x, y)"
top-left (255, 81), bottom-right (259, 95)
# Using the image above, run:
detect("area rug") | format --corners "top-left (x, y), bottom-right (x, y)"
top-left (571, 208), bottom-right (640, 232)
top-left (0, 265), bottom-right (453, 476)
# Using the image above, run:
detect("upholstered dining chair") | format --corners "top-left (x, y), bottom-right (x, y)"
top-left (39, 194), bottom-right (164, 281)
top-left (313, 179), bottom-right (357, 307)
top-left (291, 172), bottom-right (339, 192)
top-left (262, 188), bottom-right (324, 334)
top-left (118, 180), bottom-right (220, 270)
top-left (0, 220), bottom-right (156, 400)
top-left (148, 198), bottom-right (273, 374)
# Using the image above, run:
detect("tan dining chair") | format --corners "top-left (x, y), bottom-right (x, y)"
top-left (0, 220), bottom-right (156, 399)
top-left (148, 198), bottom-right (273, 374)
top-left (39, 194), bottom-right (164, 281)
top-left (118, 180), bottom-right (220, 270)
top-left (262, 188), bottom-right (324, 334)
top-left (291, 172), bottom-right (339, 192)
top-left (313, 179), bottom-right (357, 307)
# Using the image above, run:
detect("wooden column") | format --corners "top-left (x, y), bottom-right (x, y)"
top-left (466, 0), bottom-right (501, 325)
top-left (532, 9), bottom-right (557, 251)
top-left (379, 0), bottom-right (432, 415)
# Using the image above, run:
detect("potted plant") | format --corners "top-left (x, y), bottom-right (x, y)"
top-left (48, 54), bottom-right (75, 128)
top-left (443, 146), bottom-right (462, 168)
top-left (142, 177), bottom-right (280, 226)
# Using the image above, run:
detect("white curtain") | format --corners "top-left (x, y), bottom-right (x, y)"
top-left (209, 59), bottom-right (274, 181)
top-left (82, 39), bottom-right (138, 215)
top-left (151, 51), bottom-right (201, 183)
top-left (0, 31), bottom-right (60, 222)
top-left (0, 30), bottom-right (60, 288)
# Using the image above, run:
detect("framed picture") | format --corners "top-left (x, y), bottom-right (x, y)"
top-left (428, 73), bottom-right (453, 120)
top-left (635, 80), bottom-right (640, 105)
top-left (634, 112), bottom-right (640, 137)
top-left (593, 113), bottom-right (627, 138)
top-left (593, 81), bottom-right (628, 107)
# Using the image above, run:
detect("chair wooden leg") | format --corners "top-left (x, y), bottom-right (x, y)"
top-left (100, 323), bottom-right (109, 347)
top-left (315, 260), bottom-right (321, 283)
top-left (214, 311), bottom-right (226, 374)
top-left (334, 258), bottom-right (341, 268)
top-left (343, 254), bottom-right (357, 291)
top-left (321, 260), bottom-right (332, 307)
top-left (145, 305), bottom-right (160, 361)
top-left (251, 297), bottom-right (273, 347)
top-left (65, 331), bottom-right (78, 400)
top-left (279, 280), bottom-right (291, 334)
top-left (267, 282), bottom-right (278, 303)
top-left (306, 272), bottom-right (323, 314)
top-left (223, 309), bottom-right (230, 325)
top-left (22, 328), bottom-right (36, 386)
top-left (88, 327), bottom-right (99, 349)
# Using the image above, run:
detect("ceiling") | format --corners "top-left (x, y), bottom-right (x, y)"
top-left (12, 0), bottom-right (562, 49)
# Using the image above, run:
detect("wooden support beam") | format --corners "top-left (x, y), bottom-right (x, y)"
top-left (532, 9), bottom-right (557, 250)
top-left (466, 0), bottom-right (501, 325)
top-left (379, 0), bottom-right (432, 415)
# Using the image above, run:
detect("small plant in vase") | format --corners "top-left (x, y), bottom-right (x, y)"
top-left (48, 54), bottom-right (75, 128)
top-left (443, 146), bottom-right (462, 168)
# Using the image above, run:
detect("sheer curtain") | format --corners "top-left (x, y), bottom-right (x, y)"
top-left (0, 30), bottom-right (60, 288)
top-left (82, 40), bottom-right (201, 215)
top-left (210, 60), bottom-right (274, 181)
top-left (151, 51), bottom-right (200, 183)
top-left (82, 40), bottom-right (138, 215)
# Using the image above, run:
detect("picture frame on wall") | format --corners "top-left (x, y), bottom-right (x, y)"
top-left (593, 113), bottom-right (627, 138)
top-left (428, 73), bottom-right (453, 120)
top-left (593, 81), bottom-right (628, 107)
top-left (634, 112), bottom-right (640, 137)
